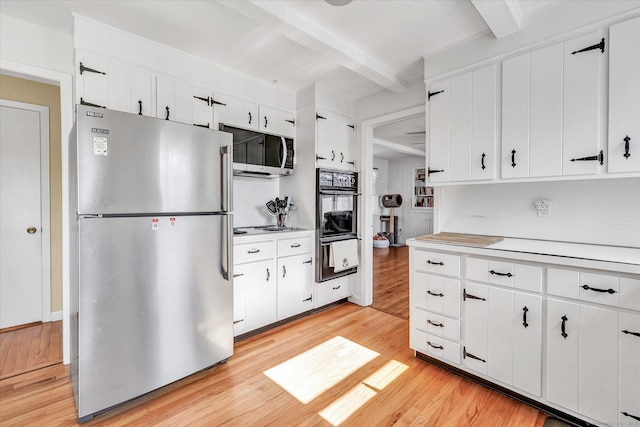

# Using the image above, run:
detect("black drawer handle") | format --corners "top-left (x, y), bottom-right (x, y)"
top-left (427, 319), bottom-right (443, 328)
top-left (463, 289), bottom-right (486, 301)
top-left (291, 243), bottom-right (301, 248)
top-left (511, 149), bottom-right (516, 168)
top-left (427, 260), bottom-right (444, 266)
top-left (622, 412), bottom-right (640, 422)
top-left (332, 285), bottom-right (341, 290)
top-left (463, 347), bottom-right (486, 363)
top-left (427, 341), bottom-right (443, 350)
top-left (624, 135), bottom-right (631, 159)
top-left (427, 290), bottom-right (444, 297)
top-left (581, 284), bottom-right (617, 294)
top-left (561, 315), bottom-right (568, 339)
top-left (622, 330), bottom-right (640, 338)
top-left (522, 306), bottom-right (529, 328)
top-left (489, 270), bottom-right (512, 277)
top-left (247, 249), bottom-right (260, 254)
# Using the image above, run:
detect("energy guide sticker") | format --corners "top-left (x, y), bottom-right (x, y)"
top-left (93, 137), bottom-right (108, 156)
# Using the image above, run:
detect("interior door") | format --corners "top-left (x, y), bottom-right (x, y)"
top-left (0, 104), bottom-right (44, 328)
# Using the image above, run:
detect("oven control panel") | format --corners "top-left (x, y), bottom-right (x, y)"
top-left (318, 169), bottom-right (357, 191)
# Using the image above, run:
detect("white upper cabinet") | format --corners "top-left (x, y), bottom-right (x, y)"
top-left (316, 108), bottom-right (355, 171)
top-left (427, 64), bottom-right (497, 183)
top-left (259, 105), bottom-right (296, 138)
top-left (562, 31), bottom-right (606, 176)
top-left (155, 77), bottom-right (215, 128)
top-left (214, 93), bottom-right (258, 131)
top-left (609, 16), bottom-right (640, 173)
top-left (78, 54), bottom-right (152, 116)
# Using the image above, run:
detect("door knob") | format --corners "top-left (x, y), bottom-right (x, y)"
top-left (26, 227), bottom-right (37, 234)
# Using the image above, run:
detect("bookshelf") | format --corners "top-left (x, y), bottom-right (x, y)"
top-left (412, 167), bottom-right (434, 210)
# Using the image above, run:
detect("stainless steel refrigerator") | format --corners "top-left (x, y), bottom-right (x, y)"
top-left (69, 105), bottom-right (234, 422)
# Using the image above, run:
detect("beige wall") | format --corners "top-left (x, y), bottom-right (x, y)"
top-left (0, 74), bottom-right (62, 313)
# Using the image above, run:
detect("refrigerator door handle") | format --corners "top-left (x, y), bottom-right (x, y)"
top-left (221, 144), bottom-right (233, 212)
top-left (222, 214), bottom-right (233, 281)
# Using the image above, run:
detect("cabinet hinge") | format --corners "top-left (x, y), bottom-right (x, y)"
top-left (428, 90), bottom-right (444, 100)
top-left (193, 95), bottom-right (210, 105)
top-left (80, 98), bottom-right (106, 109)
top-left (193, 123), bottom-right (210, 128)
top-left (571, 37), bottom-right (605, 55)
top-left (79, 62), bottom-right (106, 75)
top-left (285, 119), bottom-right (295, 126)
top-left (316, 113), bottom-right (327, 120)
top-left (211, 99), bottom-right (227, 107)
top-left (347, 124), bottom-right (355, 130)
top-left (570, 150), bottom-right (604, 166)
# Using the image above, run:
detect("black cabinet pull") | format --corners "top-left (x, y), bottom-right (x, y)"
top-left (193, 123), bottom-right (210, 128)
top-left (522, 306), bottom-right (529, 328)
top-left (427, 341), bottom-right (444, 350)
top-left (561, 315), bottom-right (568, 339)
top-left (622, 330), bottom-right (640, 338)
top-left (581, 284), bottom-right (617, 294)
top-left (481, 153), bottom-right (486, 170)
top-left (247, 249), bottom-right (260, 254)
top-left (428, 89), bottom-right (444, 100)
top-left (427, 319), bottom-right (444, 328)
top-left (624, 135), bottom-right (631, 159)
top-left (79, 62), bottom-right (106, 75)
top-left (621, 412), bottom-right (640, 422)
top-left (340, 152), bottom-right (344, 163)
top-left (303, 258), bottom-right (313, 264)
top-left (282, 265), bottom-right (287, 278)
top-left (571, 37), bottom-right (605, 55)
top-left (165, 106), bottom-right (170, 120)
top-left (331, 150), bottom-right (335, 161)
top-left (291, 243), bottom-right (301, 248)
top-left (316, 113), bottom-right (326, 120)
top-left (303, 294), bottom-right (312, 302)
top-left (332, 285), bottom-right (341, 290)
top-left (347, 124), bottom-right (355, 129)
top-left (427, 260), bottom-right (444, 266)
top-left (511, 149), bottom-right (516, 168)
top-left (248, 112), bottom-right (252, 124)
top-left (193, 95), bottom-right (210, 105)
top-left (463, 289), bottom-right (486, 301)
top-left (570, 150), bottom-right (604, 166)
top-left (266, 268), bottom-right (270, 281)
top-left (490, 270), bottom-right (513, 277)
top-left (285, 119), bottom-right (295, 126)
top-left (463, 346), bottom-right (486, 363)
top-left (138, 100), bottom-right (143, 115)
top-left (264, 116), bottom-right (268, 128)
top-left (316, 154), bottom-right (327, 161)
top-left (427, 290), bottom-right (444, 297)
top-left (80, 98), bottom-right (105, 109)
top-left (427, 167), bottom-right (444, 177)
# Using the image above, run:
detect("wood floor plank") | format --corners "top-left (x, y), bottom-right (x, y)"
top-left (0, 304), bottom-right (546, 426)
top-left (372, 246), bottom-right (409, 319)
top-left (0, 321), bottom-right (62, 380)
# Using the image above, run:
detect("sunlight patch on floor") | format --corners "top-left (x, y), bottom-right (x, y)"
top-left (319, 359), bottom-right (409, 426)
top-left (263, 336), bottom-right (379, 404)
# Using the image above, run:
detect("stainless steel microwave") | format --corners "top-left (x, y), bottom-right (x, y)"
top-left (219, 124), bottom-right (294, 178)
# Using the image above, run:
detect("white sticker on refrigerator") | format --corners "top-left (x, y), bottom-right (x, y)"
top-left (152, 218), bottom-right (159, 230)
top-left (93, 137), bottom-right (108, 156)
top-left (169, 217), bottom-right (176, 227)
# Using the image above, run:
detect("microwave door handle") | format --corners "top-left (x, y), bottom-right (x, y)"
top-left (280, 136), bottom-right (287, 168)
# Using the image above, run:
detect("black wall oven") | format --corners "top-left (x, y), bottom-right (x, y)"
top-left (316, 168), bottom-right (359, 282)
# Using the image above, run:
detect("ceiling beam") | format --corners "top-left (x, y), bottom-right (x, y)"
top-left (372, 138), bottom-right (425, 156)
top-left (219, 0), bottom-right (409, 93)
top-left (470, 0), bottom-right (523, 39)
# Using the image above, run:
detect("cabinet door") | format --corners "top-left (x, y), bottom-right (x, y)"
top-left (131, 69), bottom-right (153, 117)
top-left (336, 114), bottom-right (356, 170)
top-left (277, 254), bottom-right (314, 319)
top-left (428, 80), bottom-right (450, 183)
top-left (232, 266), bottom-right (248, 336)
top-left (316, 109), bottom-right (355, 171)
top-left (174, 81), bottom-right (193, 125)
top-left (244, 259), bottom-right (277, 331)
top-left (619, 313), bottom-right (640, 425)
top-left (464, 283), bottom-right (488, 374)
top-left (579, 305), bottom-right (618, 423)
top-left (243, 100), bottom-right (259, 130)
top-left (79, 55), bottom-right (109, 109)
top-left (609, 16), bottom-right (640, 173)
top-left (513, 292), bottom-right (542, 396)
top-left (501, 53), bottom-right (530, 179)
top-left (562, 31), bottom-right (605, 175)
top-left (487, 287), bottom-right (513, 385)
top-left (191, 85), bottom-right (213, 128)
top-left (448, 73), bottom-right (472, 182)
top-left (547, 298), bottom-right (580, 413)
top-left (156, 76), bottom-right (175, 121)
top-left (470, 64), bottom-right (497, 181)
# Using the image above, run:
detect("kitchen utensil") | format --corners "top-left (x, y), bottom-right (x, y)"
top-left (278, 199), bottom-right (287, 210)
top-left (266, 200), bottom-right (277, 215)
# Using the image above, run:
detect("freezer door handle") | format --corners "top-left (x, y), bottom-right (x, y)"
top-left (222, 214), bottom-right (233, 281)
top-left (221, 144), bottom-right (233, 212)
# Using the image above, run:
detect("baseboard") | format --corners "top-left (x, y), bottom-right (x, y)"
top-left (50, 311), bottom-right (63, 321)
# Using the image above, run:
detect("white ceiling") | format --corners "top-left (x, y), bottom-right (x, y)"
top-left (0, 0), bottom-right (561, 159)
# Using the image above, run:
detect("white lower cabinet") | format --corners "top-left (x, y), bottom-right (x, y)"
top-left (233, 259), bottom-right (276, 336)
top-left (277, 253), bottom-right (314, 319)
top-left (547, 299), bottom-right (619, 423)
top-left (620, 313), bottom-right (640, 425)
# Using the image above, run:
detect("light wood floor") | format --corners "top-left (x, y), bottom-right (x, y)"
top-left (0, 320), bottom-right (62, 380)
top-left (0, 303), bottom-right (546, 426)
top-left (372, 246), bottom-right (409, 320)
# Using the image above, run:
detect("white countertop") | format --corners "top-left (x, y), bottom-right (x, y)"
top-left (407, 236), bottom-right (640, 275)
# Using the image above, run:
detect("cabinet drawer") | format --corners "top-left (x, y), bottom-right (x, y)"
top-left (579, 272), bottom-right (619, 307)
top-left (413, 309), bottom-right (461, 341)
top-left (411, 329), bottom-right (461, 364)
top-left (413, 250), bottom-right (460, 277)
top-left (315, 278), bottom-right (350, 307)
top-left (412, 272), bottom-right (460, 317)
top-left (620, 277), bottom-right (640, 311)
top-left (234, 240), bottom-right (275, 264)
top-left (277, 236), bottom-right (312, 257)
top-left (467, 257), bottom-right (541, 291)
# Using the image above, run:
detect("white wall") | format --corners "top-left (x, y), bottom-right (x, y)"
top-left (233, 176), bottom-right (281, 227)
top-left (372, 158), bottom-right (389, 235)
top-left (356, 77), bottom-right (425, 122)
top-left (438, 178), bottom-right (640, 247)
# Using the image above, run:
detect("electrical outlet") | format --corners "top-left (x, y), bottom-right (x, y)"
top-left (534, 200), bottom-right (551, 217)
